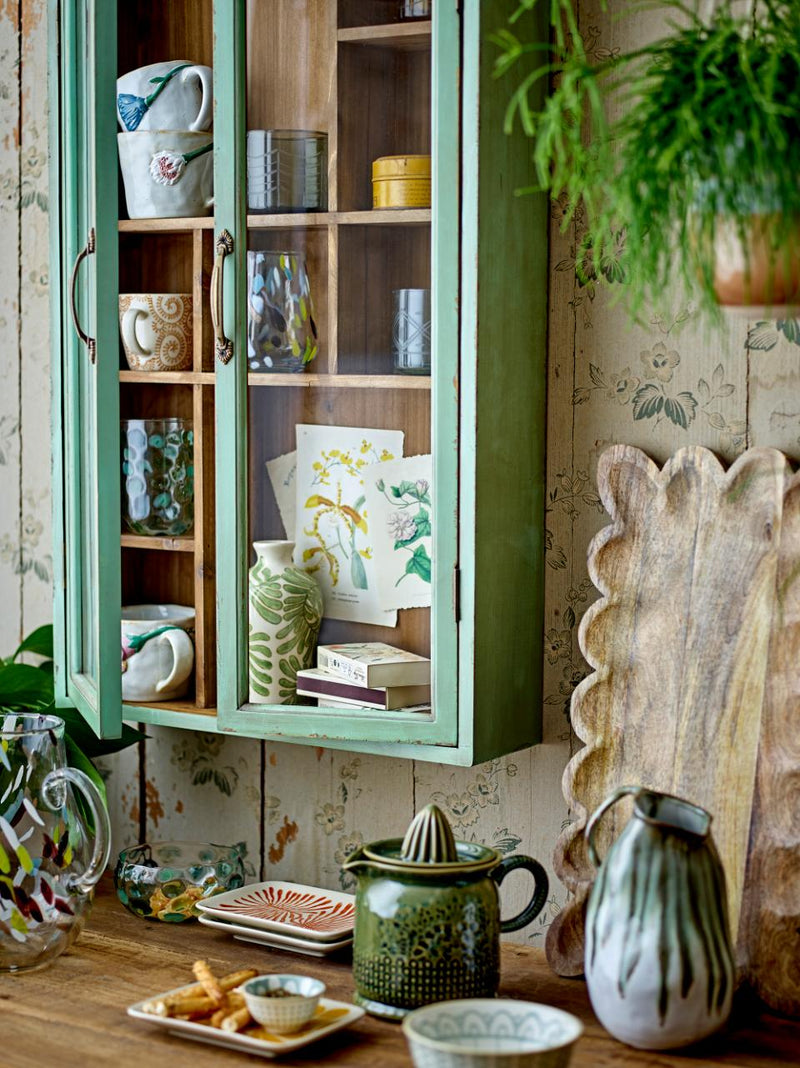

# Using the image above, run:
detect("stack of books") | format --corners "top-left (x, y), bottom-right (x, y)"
top-left (296, 643), bottom-right (431, 711)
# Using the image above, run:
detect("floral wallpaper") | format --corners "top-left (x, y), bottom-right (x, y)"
top-left (3, 0), bottom-right (800, 949)
top-left (0, 0), bottom-right (51, 660)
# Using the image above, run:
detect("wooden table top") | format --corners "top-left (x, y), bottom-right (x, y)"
top-left (1, 876), bottom-right (798, 1067)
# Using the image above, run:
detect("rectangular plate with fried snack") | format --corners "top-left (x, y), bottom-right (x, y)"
top-left (128, 983), bottom-right (365, 1058)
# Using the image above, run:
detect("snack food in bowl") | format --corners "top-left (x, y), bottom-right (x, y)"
top-left (240, 974), bottom-right (326, 1033)
top-left (114, 841), bottom-right (245, 921)
top-left (402, 999), bottom-right (583, 1068)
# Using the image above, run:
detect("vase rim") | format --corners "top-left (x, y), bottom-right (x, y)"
top-left (632, 788), bottom-right (711, 839)
top-left (0, 713), bottom-right (64, 739)
top-left (253, 539), bottom-right (295, 550)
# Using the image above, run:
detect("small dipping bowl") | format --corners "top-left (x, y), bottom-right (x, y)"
top-left (114, 841), bottom-right (245, 922)
top-left (241, 974), bottom-right (326, 1033)
top-left (402, 999), bottom-right (583, 1068)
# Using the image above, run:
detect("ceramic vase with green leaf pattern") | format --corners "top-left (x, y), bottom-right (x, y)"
top-left (248, 540), bottom-right (323, 704)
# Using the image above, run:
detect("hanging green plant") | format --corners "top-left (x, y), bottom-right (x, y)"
top-left (493, 0), bottom-right (800, 317)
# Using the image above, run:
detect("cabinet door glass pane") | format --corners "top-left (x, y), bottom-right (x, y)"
top-left (243, 1), bottom-right (439, 725)
top-left (65, 1), bottom-right (98, 683)
top-left (59, 0), bottom-right (121, 733)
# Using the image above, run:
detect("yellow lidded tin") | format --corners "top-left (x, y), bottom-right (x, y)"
top-left (372, 155), bottom-right (431, 209)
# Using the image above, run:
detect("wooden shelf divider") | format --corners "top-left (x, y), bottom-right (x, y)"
top-left (119, 371), bottom-right (215, 385)
top-left (337, 21), bottom-right (432, 50)
top-left (246, 209), bottom-right (431, 229)
top-left (118, 217), bottom-right (214, 234)
top-left (120, 534), bottom-right (195, 553)
top-left (247, 372), bottom-right (431, 389)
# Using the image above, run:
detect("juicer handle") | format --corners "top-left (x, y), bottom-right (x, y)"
top-left (585, 784), bottom-right (642, 869)
top-left (42, 767), bottom-right (112, 893)
top-left (492, 855), bottom-right (549, 933)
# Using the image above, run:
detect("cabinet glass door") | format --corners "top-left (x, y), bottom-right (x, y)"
top-left (215, 0), bottom-right (459, 746)
top-left (55, 0), bottom-right (121, 736)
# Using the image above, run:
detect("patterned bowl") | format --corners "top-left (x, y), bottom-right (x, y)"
top-left (402, 999), bottom-right (583, 1068)
top-left (240, 974), bottom-right (326, 1033)
top-left (114, 841), bottom-right (245, 922)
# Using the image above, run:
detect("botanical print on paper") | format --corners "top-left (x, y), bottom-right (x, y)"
top-left (266, 450), bottom-right (297, 540)
top-left (295, 424), bottom-right (403, 626)
top-left (365, 454), bottom-right (432, 611)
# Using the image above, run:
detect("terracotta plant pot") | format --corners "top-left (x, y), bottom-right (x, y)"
top-left (713, 214), bottom-right (800, 309)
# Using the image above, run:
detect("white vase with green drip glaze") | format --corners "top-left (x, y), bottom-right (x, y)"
top-left (584, 786), bottom-right (734, 1051)
top-left (248, 540), bottom-right (323, 704)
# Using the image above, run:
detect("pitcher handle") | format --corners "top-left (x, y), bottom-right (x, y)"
top-left (42, 767), bottom-right (111, 894)
top-left (585, 785), bottom-right (642, 869)
top-left (491, 855), bottom-right (549, 933)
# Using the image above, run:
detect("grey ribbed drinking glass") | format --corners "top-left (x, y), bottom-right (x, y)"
top-left (247, 130), bottom-right (328, 213)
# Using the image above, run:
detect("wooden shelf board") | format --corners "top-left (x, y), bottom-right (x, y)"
top-left (119, 370), bottom-right (215, 385)
top-left (121, 534), bottom-right (196, 553)
top-left (247, 372), bottom-right (431, 389)
top-left (247, 209), bottom-right (431, 229)
top-left (118, 217), bottom-right (214, 233)
top-left (337, 21), bottom-right (432, 50)
top-left (123, 702), bottom-right (219, 731)
top-left (246, 212), bottom-right (331, 229)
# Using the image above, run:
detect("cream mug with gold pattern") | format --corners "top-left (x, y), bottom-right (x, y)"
top-left (118, 293), bottom-right (193, 372)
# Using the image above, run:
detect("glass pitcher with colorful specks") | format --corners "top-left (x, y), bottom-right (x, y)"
top-left (0, 714), bottom-right (110, 972)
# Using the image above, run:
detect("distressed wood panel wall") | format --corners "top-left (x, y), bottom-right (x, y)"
top-left (2, 1), bottom-right (798, 946)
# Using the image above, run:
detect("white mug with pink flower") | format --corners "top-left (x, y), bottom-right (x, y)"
top-left (118, 130), bottom-right (213, 219)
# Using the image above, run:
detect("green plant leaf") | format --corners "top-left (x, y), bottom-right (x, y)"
top-left (0, 663), bottom-right (53, 708)
top-left (401, 544), bottom-right (432, 585)
top-left (57, 706), bottom-right (146, 759)
top-left (351, 549), bottom-right (368, 590)
top-left (11, 623), bottom-right (53, 662)
top-left (413, 511), bottom-right (432, 539)
top-left (64, 735), bottom-right (108, 837)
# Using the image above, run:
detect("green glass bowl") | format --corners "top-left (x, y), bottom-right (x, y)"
top-left (114, 841), bottom-right (245, 922)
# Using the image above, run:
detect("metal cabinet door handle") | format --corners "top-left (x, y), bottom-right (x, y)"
top-left (69, 228), bottom-right (96, 363)
top-left (210, 228), bottom-right (234, 364)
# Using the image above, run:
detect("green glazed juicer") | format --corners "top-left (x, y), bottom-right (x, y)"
top-left (341, 804), bottom-right (549, 1020)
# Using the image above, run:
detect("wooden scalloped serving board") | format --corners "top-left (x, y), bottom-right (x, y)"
top-left (546, 444), bottom-right (798, 1012)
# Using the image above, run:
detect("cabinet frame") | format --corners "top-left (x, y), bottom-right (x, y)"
top-left (52, 0), bottom-right (122, 737)
top-left (50, 0), bottom-right (548, 766)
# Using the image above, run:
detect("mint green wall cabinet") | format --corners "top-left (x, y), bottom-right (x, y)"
top-left (50, 0), bottom-right (548, 766)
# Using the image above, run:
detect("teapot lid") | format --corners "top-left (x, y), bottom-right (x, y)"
top-left (362, 804), bottom-right (499, 874)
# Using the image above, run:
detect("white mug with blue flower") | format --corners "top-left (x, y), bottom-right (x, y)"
top-left (116, 60), bottom-right (212, 133)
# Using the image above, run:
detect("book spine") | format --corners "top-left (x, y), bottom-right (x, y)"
top-left (317, 649), bottom-right (367, 684)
